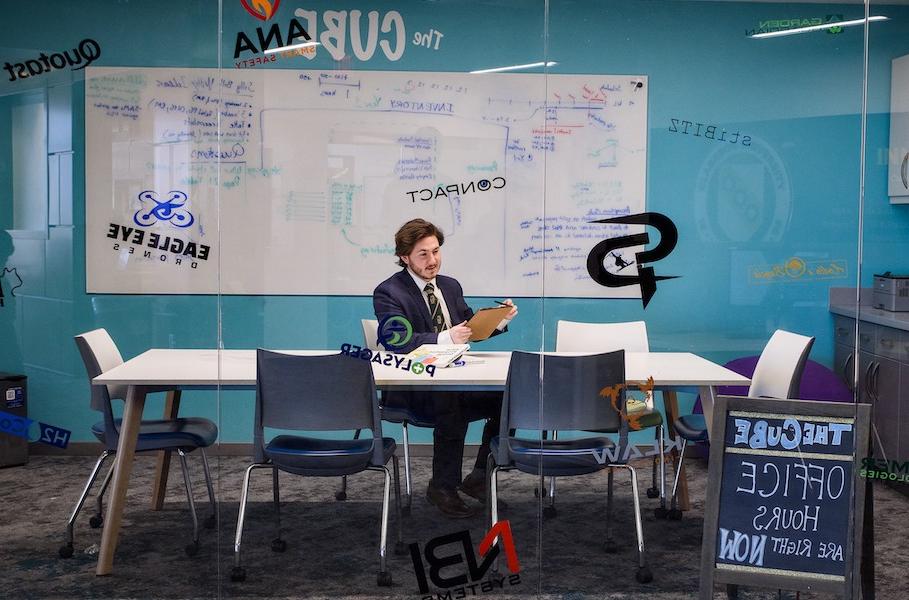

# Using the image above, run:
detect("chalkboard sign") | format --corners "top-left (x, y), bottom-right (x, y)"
top-left (699, 396), bottom-right (870, 599)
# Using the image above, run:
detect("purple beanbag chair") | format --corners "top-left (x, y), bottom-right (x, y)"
top-left (688, 357), bottom-right (852, 457)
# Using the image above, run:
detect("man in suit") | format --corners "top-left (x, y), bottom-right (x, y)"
top-left (374, 219), bottom-right (516, 518)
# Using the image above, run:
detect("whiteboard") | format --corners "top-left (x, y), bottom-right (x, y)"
top-left (85, 67), bottom-right (648, 296)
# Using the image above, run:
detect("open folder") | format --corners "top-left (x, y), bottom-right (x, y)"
top-left (466, 306), bottom-right (512, 342)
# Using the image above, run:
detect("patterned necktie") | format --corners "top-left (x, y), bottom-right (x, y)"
top-left (424, 283), bottom-right (447, 333)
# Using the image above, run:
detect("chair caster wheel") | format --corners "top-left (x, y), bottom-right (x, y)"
top-left (654, 507), bottom-right (668, 519)
top-left (646, 487), bottom-right (660, 499)
top-left (185, 541), bottom-right (199, 557)
top-left (58, 543), bottom-right (74, 558)
top-left (394, 541), bottom-right (407, 556)
top-left (204, 514), bottom-right (216, 529)
top-left (230, 566), bottom-right (246, 582)
top-left (335, 491), bottom-right (347, 501)
top-left (635, 565), bottom-right (653, 583)
top-left (542, 506), bottom-right (557, 519)
top-left (401, 504), bottom-right (411, 516)
top-left (89, 515), bottom-right (103, 528)
top-left (668, 509), bottom-right (682, 520)
top-left (271, 538), bottom-right (287, 552)
top-left (377, 571), bottom-right (393, 586)
top-left (603, 539), bottom-right (618, 554)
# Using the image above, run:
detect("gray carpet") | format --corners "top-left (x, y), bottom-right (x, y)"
top-left (0, 454), bottom-right (906, 599)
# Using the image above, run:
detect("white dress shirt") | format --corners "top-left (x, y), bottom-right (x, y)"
top-left (406, 268), bottom-right (511, 345)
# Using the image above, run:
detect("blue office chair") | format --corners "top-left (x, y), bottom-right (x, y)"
top-left (666, 329), bottom-right (815, 519)
top-left (60, 329), bottom-right (217, 559)
top-left (488, 350), bottom-right (652, 583)
top-left (336, 319), bottom-right (436, 515)
top-left (231, 349), bottom-right (403, 586)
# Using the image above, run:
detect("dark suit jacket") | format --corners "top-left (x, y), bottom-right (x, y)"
top-left (373, 268), bottom-right (503, 354)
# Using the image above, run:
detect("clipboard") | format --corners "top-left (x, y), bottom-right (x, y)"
top-left (466, 306), bottom-right (512, 342)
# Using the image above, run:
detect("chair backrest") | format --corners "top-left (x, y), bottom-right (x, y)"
top-left (748, 330), bottom-right (815, 399)
top-left (362, 319), bottom-right (380, 351)
top-left (254, 349), bottom-right (384, 464)
top-left (556, 320), bottom-right (652, 406)
top-left (74, 328), bottom-right (127, 438)
top-left (498, 350), bottom-right (627, 463)
top-left (555, 320), bottom-right (650, 352)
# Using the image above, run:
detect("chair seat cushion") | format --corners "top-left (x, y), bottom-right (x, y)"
top-left (673, 414), bottom-right (708, 442)
top-left (380, 405), bottom-right (435, 428)
top-left (491, 436), bottom-right (620, 476)
top-left (265, 435), bottom-right (397, 476)
top-left (93, 418), bottom-right (219, 451)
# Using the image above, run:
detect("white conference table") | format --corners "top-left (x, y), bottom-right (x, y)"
top-left (92, 349), bottom-right (749, 576)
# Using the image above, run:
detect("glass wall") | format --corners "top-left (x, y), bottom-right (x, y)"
top-left (0, 0), bottom-right (222, 598)
top-left (2, 1), bottom-right (907, 598)
top-left (856, 0), bottom-right (909, 596)
top-left (217, 0), bottom-right (546, 596)
top-left (542, 1), bottom-right (866, 596)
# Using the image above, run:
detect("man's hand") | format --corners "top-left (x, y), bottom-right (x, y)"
top-left (502, 298), bottom-right (518, 320)
top-left (449, 321), bottom-right (472, 344)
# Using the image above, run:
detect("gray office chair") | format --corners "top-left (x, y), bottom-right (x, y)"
top-left (61, 329), bottom-right (217, 559)
top-left (488, 350), bottom-right (652, 583)
top-left (231, 350), bottom-right (403, 586)
top-left (667, 329), bottom-right (815, 519)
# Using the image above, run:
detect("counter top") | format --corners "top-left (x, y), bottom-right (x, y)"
top-left (829, 287), bottom-right (909, 331)
top-left (829, 303), bottom-right (909, 331)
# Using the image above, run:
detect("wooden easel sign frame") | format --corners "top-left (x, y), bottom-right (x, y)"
top-left (699, 396), bottom-right (870, 599)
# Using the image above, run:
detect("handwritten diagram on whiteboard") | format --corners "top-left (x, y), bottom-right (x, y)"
top-left (85, 67), bottom-right (647, 296)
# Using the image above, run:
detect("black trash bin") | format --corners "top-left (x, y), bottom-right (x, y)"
top-left (0, 373), bottom-right (27, 467)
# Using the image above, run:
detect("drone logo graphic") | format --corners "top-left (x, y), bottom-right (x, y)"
top-left (133, 190), bottom-right (195, 229)
top-left (378, 315), bottom-right (413, 348)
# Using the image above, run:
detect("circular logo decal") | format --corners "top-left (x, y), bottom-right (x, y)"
top-left (378, 315), bottom-right (413, 348)
top-left (693, 137), bottom-right (791, 243)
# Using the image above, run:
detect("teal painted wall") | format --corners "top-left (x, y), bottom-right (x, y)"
top-left (2, 1), bottom-right (908, 443)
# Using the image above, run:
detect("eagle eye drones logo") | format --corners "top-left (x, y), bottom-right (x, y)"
top-left (107, 190), bottom-right (210, 270)
top-left (378, 315), bottom-right (413, 348)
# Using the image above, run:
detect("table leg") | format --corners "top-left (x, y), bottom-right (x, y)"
top-left (698, 385), bottom-right (717, 436)
top-left (97, 385), bottom-right (147, 576)
top-left (663, 390), bottom-right (690, 511)
top-left (151, 390), bottom-right (181, 511)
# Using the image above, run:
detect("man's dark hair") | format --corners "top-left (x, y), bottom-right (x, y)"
top-left (395, 219), bottom-right (445, 267)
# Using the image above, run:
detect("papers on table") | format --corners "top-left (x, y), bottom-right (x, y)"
top-left (405, 344), bottom-right (470, 368)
